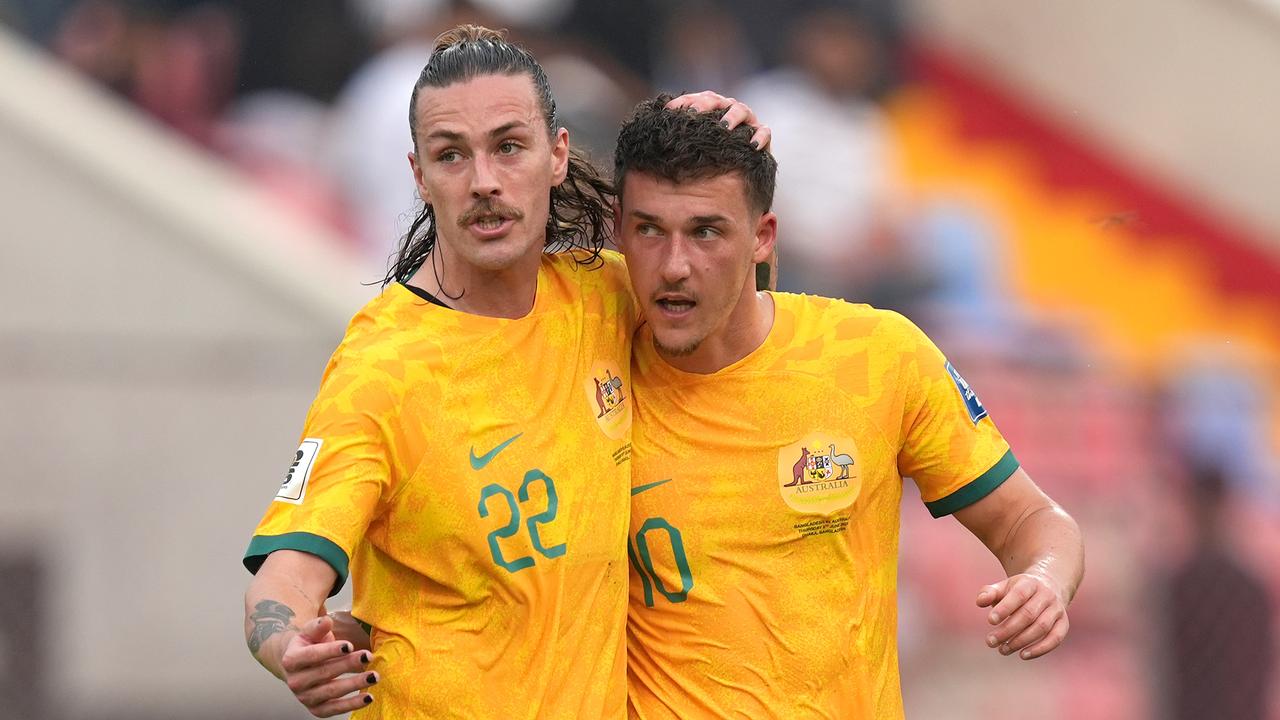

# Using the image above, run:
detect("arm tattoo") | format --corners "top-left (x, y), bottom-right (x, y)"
top-left (247, 599), bottom-right (299, 654)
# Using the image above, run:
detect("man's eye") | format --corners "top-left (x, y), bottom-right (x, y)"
top-left (694, 226), bottom-right (721, 239)
top-left (637, 224), bottom-right (662, 236)
top-left (438, 150), bottom-right (461, 163)
top-left (498, 141), bottom-right (521, 155)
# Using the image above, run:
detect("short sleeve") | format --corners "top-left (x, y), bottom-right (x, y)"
top-left (243, 349), bottom-right (398, 596)
top-left (891, 315), bottom-right (1018, 518)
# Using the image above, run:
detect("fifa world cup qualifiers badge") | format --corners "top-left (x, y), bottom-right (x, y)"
top-left (276, 439), bottom-right (322, 504)
top-left (945, 361), bottom-right (989, 425)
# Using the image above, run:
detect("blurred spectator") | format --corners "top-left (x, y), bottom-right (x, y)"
top-left (1163, 347), bottom-right (1279, 500)
top-left (1163, 463), bottom-right (1273, 720)
top-left (736, 4), bottom-right (906, 304)
top-left (652, 1), bottom-right (759, 95)
top-left (227, 0), bottom-right (369, 104)
top-left (903, 198), bottom-right (1018, 329)
top-left (52, 0), bottom-right (240, 146)
top-left (325, 0), bottom-right (450, 262)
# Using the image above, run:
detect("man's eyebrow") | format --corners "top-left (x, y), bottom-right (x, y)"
top-left (425, 121), bottom-right (531, 143)
top-left (690, 214), bottom-right (729, 225)
top-left (425, 129), bottom-right (464, 142)
top-left (489, 121), bottom-right (530, 137)
top-left (629, 210), bottom-right (663, 223)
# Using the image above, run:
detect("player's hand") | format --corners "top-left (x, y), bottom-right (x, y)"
top-left (328, 610), bottom-right (374, 652)
top-left (976, 572), bottom-right (1070, 660)
top-left (280, 614), bottom-right (378, 717)
top-left (666, 91), bottom-right (772, 151)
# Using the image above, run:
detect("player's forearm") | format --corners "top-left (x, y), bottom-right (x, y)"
top-left (994, 503), bottom-right (1084, 604)
top-left (244, 551), bottom-right (335, 678)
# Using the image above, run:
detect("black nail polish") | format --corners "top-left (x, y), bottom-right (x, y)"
top-left (341, 643), bottom-right (352, 654)
top-left (751, 141), bottom-right (760, 150)
top-left (719, 120), bottom-right (730, 128)
top-left (367, 673), bottom-right (378, 685)
top-left (361, 652), bottom-right (371, 664)
top-left (363, 695), bottom-right (373, 705)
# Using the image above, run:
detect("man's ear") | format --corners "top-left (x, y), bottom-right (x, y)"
top-left (752, 212), bottom-right (777, 263)
top-left (408, 151), bottom-right (430, 204)
top-left (753, 212), bottom-right (778, 291)
top-left (550, 127), bottom-right (570, 186)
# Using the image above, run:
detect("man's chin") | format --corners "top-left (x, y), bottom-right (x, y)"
top-left (653, 334), bottom-right (702, 358)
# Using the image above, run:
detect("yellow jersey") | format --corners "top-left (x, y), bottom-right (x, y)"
top-left (626, 293), bottom-right (1016, 719)
top-left (245, 251), bottom-right (637, 719)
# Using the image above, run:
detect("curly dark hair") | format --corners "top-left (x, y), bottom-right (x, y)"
top-left (614, 94), bottom-right (777, 214)
top-left (382, 25), bottom-right (613, 288)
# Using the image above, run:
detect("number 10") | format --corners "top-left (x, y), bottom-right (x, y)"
top-left (628, 517), bottom-right (694, 607)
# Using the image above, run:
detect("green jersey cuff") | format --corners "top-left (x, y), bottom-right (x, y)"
top-left (243, 532), bottom-right (350, 598)
top-left (924, 449), bottom-right (1019, 518)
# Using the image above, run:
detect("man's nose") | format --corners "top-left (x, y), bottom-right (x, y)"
top-left (470, 154), bottom-right (501, 197)
top-left (660, 235), bottom-right (693, 284)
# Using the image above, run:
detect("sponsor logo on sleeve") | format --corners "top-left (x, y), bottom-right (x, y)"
top-left (276, 438), bottom-right (321, 504)
top-left (945, 361), bottom-right (989, 424)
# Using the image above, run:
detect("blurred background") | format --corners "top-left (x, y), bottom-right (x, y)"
top-left (0, 0), bottom-right (1277, 718)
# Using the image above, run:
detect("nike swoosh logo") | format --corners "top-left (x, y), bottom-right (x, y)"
top-left (631, 478), bottom-right (673, 496)
top-left (469, 433), bottom-right (523, 470)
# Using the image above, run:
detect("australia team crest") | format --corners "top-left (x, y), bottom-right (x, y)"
top-left (776, 433), bottom-right (862, 514)
top-left (582, 360), bottom-right (631, 440)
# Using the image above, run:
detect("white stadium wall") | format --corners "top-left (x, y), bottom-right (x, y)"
top-left (0, 28), bottom-right (374, 720)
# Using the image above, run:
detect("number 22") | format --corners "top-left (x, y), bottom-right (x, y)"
top-left (478, 469), bottom-right (566, 573)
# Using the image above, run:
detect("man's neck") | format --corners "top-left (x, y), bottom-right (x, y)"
top-left (661, 291), bottom-right (775, 374)
top-left (407, 250), bottom-right (542, 319)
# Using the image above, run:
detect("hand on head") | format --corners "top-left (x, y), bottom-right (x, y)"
top-left (666, 92), bottom-right (772, 151)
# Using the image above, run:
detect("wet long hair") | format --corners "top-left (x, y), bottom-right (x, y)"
top-left (381, 25), bottom-right (614, 288)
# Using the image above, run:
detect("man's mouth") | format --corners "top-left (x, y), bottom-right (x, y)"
top-left (473, 215), bottom-right (506, 230)
top-left (655, 296), bottom-right (696, 315)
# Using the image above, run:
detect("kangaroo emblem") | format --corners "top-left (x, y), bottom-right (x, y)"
top-left (785, 447), bottom-right (810, 487)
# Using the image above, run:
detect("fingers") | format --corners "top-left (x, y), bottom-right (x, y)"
top-left (718, 101), bottom-right (752, 130)
top-left (281, 639), bottom-right (356, 675)
top-left (996, 603), bottom-right (1062, 655)
top-left (978, 575), bottom-right (1072, 660)
top-left (749, 125), bottom-right (772, 152)
top-left (296, 671), bottom-right (379, 715)
top-left (985, 586), bottom-right (1050, 649)
top-left (309, 692), bottom-right (374, 717)
top-left (300, 614), bottom-right (334, 643)
top-left (976, 579), bottom-right (1008, 608)
top-left (987, 576), bottom-right (1037, 625)
top-left (287, 649), bottom-right (374, 693)
top-left (665, 92), bottom-right (771, 151)
top-left (1018, 614), bottom-right (1070, 660)
top-left (307, 689), bottom-right (375, 717)
top-left (666, 90), bottom-right (730, 113)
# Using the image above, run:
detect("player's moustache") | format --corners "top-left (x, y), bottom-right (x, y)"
top-left (458, 198), bottom-right (523, 227)
top-left (651, 284), bottom-right (697, 303)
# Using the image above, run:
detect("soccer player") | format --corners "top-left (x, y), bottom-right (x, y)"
top-left (613, 98), bottom-right (1085, 719)
top-left (240, 27), bottom-right (765, 718)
